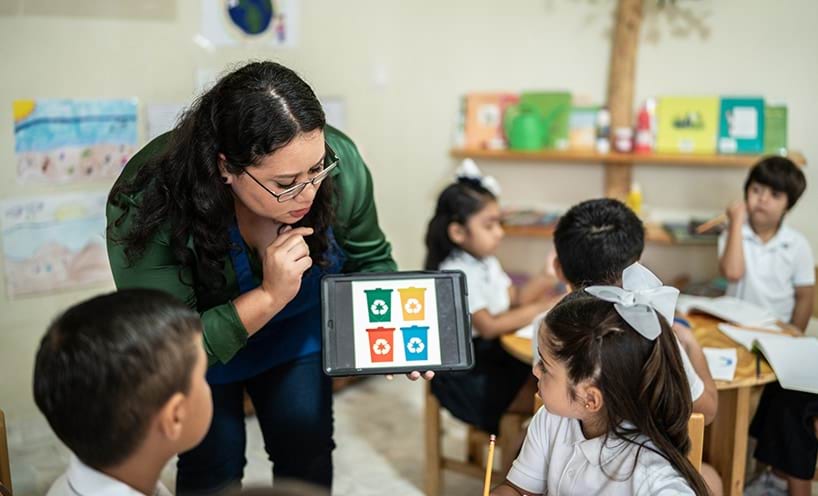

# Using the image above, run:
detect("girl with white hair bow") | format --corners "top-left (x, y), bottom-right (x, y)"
top-left (493, 263), bottom-right (709, 496)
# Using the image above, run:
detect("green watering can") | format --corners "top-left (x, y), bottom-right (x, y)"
top-left (504, 104), bottom-right (560, 151)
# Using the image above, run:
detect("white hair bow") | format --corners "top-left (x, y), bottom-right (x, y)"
top-left (455, 158), bottom-right (501, 196)
top-left (584, 262), bottom-right (679, 340)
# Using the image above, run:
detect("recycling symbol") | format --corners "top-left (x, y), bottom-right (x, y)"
top-left (370, 299), bottom-right (389, 316)
top-left (372, 338), bottom-right (391, 355)
top-left (404, 298), bottom-right (422, 314)
top-left (406, 337), bottom-right (425, 354)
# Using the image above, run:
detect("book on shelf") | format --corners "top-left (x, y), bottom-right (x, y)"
top-left (718, 97), bottom-right (765, 154)
top-left (464, 92), bottom-right (519, 149)
top-left (502, 208), bottom-right (561, 228)
top-left (717, 323), bottom-right (818, 394)
top-left (655, 96), bottom-right (720, 154)
top-left (568, 105), bottom-right (599, 151)
top-left (764, 103), bottom-right (788, 155)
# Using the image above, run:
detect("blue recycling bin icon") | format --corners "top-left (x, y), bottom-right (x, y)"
top-left (401, 325), bottom-right (429, 361)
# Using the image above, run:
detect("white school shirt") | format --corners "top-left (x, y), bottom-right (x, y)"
top-left (47, 455), bottom-right (172, 496)
top-left (507, 407), bottom-right (695, 495)
top-left (718, 223), bottom-right (815, 322)
top-left (677, 337), bottom-right (704, 402)
top-left (439, 250), bottom-right (511, 334)
top-left (439, 250), bottom-right (704, 401)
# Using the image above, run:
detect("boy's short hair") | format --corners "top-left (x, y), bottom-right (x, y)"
top-left (744, 156), bottom-right (806, 210)
top-left (33, 289), bottom-right (202, 469)
top-left (553, 198), bottom-right (644, 287)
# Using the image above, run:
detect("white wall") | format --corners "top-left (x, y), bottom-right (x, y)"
top-left (1, 0), bottom-right (816, 421)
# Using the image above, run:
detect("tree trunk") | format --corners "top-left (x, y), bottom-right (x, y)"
top-left (604, 0), bottom-right (643, 199)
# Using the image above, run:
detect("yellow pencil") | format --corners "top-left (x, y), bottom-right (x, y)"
top-left (483, 434), bottom-right (496, 496)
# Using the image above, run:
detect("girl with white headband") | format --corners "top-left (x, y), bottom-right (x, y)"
top-left (424, 159), bottom-right (560, 439)
top-left (492, 263), bottom-right (709, 496)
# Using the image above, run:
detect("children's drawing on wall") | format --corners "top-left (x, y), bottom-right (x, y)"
top-left (13, 99), bottom-right (138, 183)
top-left (1, 193), bottom-right (112, 298)
top-left (200, 0), bottom-right (300, 47)
top-left (351, 279), bottom-right (443, 369)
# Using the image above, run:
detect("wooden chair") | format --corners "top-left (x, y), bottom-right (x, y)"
top-left (0, 409), bottom-right (12, 496)
top-left (687, 412), bottom-right (705, 472)
top-left (425, 382), bottom-right (526, 496)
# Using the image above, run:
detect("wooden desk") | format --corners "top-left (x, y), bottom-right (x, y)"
top-left (500, 314), bottom-right (776, 496)
top-left (690, 315), bottom-right (775, 496)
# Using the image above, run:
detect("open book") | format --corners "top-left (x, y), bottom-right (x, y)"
top-left (718, 323), bottom-right (818, 394)
top-left (677, 295), bottom-right (779, 329)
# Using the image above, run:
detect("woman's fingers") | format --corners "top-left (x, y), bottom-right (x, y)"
top-left (385, 371), bottom-right (435, 381)
top-left (404, 371), bottom-right (434, 381)
top-left (271, 226), bottom-right (314, 248)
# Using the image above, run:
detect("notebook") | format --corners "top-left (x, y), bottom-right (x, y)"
top-left (718, 323), bottom-right (818, 394)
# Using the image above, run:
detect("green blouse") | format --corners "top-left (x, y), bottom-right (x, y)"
top-left (106, 126), bottom-right (397, 365)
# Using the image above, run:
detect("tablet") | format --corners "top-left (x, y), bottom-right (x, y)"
top-left (321, 270), bottom-right (474, 376)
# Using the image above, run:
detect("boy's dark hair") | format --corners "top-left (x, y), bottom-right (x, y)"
top-left (424, 178), bottom-right (496, 270)
top-left (33, 289), bottom-right (202, 469)
top-left (553, 199), bottom-right (644, 287)
top-left (744, 156), bottom-right (806, 210)
top-left (543, 291), bottom-right (709, 496)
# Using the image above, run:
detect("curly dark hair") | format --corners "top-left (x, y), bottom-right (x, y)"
top-left (108, 61), bottom-right (335, 289)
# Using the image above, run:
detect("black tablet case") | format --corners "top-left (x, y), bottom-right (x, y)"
top-left (321, 271), bottom-right (474, 376)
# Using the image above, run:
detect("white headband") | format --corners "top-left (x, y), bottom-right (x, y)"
top-left (455, 158), bottom-right (501, 196)
top-left (584, 262), bottom-right (679, 340)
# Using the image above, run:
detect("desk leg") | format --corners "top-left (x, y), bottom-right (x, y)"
top-left (706, 388), bottom-right (751, 496)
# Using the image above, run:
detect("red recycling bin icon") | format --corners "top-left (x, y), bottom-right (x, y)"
top-left (367, 327), bottom-right (395, 362)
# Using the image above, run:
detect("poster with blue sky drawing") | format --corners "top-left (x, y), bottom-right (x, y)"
top-left (13, 99), bottom-right (138, 183)
top-left (1, 192), bottom-right (112, 298)
top-left (351, 278), bottom-right (442, 369)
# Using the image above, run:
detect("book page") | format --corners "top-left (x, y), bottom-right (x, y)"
top-left (717, 324), bottom-right (787, 351)
top-left (756, 336), bottom-right (818, 394)
top-left (678, 295), bottom-right (778, 328)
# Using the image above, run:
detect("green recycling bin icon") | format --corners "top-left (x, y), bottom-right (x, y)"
top-left (365, 288), bottom-right (393, 322)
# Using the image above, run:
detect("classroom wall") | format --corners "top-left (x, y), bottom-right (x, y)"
top-left (1, 0), bottom-right (816, 421)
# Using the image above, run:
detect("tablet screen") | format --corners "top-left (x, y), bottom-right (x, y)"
top-left (322, 271), bottom-right (473, 375)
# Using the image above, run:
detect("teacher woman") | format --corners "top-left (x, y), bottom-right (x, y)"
top-left (106, 61), bottom-right (419, 494)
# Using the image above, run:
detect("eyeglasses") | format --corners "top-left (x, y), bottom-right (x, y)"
top-left (243, 143), bottom-right (339, 203)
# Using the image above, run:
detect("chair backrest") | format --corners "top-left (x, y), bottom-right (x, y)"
top-left (0, 409), bottom-right (12, 495)
top-left (687, 412), bottom-right (705, 472)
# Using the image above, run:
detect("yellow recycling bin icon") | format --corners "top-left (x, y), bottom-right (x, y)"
top-left (397, 287), bottom-right (427, 321)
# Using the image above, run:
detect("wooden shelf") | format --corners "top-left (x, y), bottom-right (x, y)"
top-left (450, 148), bottom-right (806, 168)
top-left (503, 223), bottom-right (716, 247)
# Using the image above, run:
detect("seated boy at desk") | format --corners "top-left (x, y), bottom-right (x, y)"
top-left (551, 198), bottom-right (723, 495)
top-left (34, 289), bottom-right (213, 496)
top-left (718, 156), bottom-right (817, 496)
top-left (553, 198), bottom-right (718, 424)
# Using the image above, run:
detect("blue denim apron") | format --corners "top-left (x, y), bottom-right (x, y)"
top-left (206, 225), bottom-right (344, 384)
